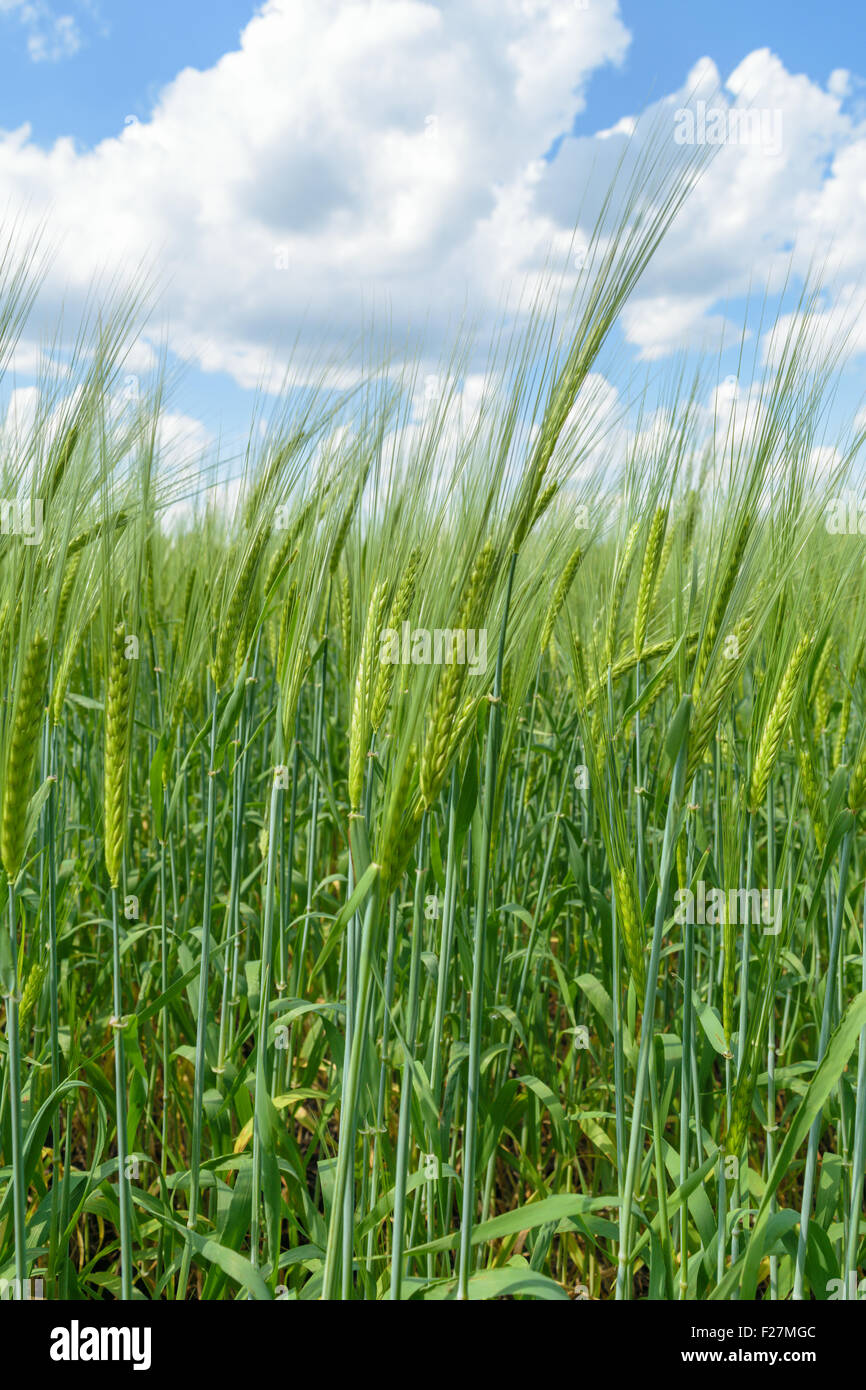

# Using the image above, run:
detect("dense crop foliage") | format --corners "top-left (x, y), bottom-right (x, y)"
top-left (1, 152), bottom-right (865, 1301)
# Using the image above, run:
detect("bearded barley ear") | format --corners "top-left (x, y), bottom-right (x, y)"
top-left (446, 694), bottom-right (481, 771)
top-left (530, 481), bottom-right (558, 532)
top-left (848, 738), bottom-right (866, 814)
top-left (794, 734), bottom-right (826, 853)
top-left (584, 632), bottom-right (700, 708)
top-left (364, 583), bottom-right (390, 713)
top-left (145, 539), bottom-right (157, 632)
top-left (263, 528), bottom-right (298, 597)
top-left (571, 632), bottom-right (588, 699)
top-left (603, 520), bottom-right (640, 668)
top-left (181, 567), bottom-right (196, 630)
top-left (590, 706), bottom-right (606, 777)
top-left (265, 612), bottom-right (278, 668)
top-left (694, 511), bottom-right (751, 696)
top-left (329, 473), bottom-right (366, 576)
top-left (614, 864), bottom-right (645, 995)
top-left (657, 509), bottom-right (677, 587)
top-left (45, 418), bottom-right (79, 499)
top-left (213, 532), bottom-right (268, 690)
top-left (66, 509), bottom-right (130, 559)
top-left (420, 542), bottom-right (495, 807)
top-left (725, 1039), bottom-right (761, 1153)
top-left (540, 546), bottom-right (582, 654)
top-left (104, 621), bottom-right (131, 889)
top-left (686, 618), bottom-right (751, 786)
top-left (804, 612), bottom-right (831, 746)
top-left (813, 680), bottom-right (832, 741)
top-left (55, 552), bottom-right (80, 636)
top-left (0, 599), bottom-right (22, 677)
top-left (1, 631), bottom-right (49, 883)
top-left (235, 583), bottom-right (259, 680)
top-left (459, 540), bottom-right (497, 628)
top-left (275, 582), bottom-right (297, 683)
top-left (50, 634), bottom-right (78, 728)
top-left (808, 630), bottom-right (832, 700)
top-left (372, 547), bottom-right (420, 733)
top-left (348, 579), bottom-right (389, 810)
top-left (18, 957), bottom-right (47, 1038)
top-left (166, 678), bottom-right (193, 773)
top-left (513, 339), bottom-right (597, 552)
top-left (834, 687), bottom-right (852, 768)
top-left (380, 746), bottom-right (421, 896)
top-left (748, 633), bottom-right (811, 813)
top-left (420, 658), bottom-right (463, 808)
top-left (679, 487), bottom-right (700, 561)
top-left (339, 572), bottom-right (352, 677)
top-left (633, 507), bottom-right (667, 660)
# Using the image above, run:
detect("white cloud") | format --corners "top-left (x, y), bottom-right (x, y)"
top-left (2, 384), bottom-right (40, 439)
top-left (0, 3), bottom-right (865, 398)
top-left (0, 0), bottom-right (631, 385)
top-left (156, 410), bottom-right (214, 467)
top-left (1, 1), bottom-right (81, 62)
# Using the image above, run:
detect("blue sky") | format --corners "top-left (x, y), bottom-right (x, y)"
top-left (584, 0), bottom-right (862, 129)
top-left (1, 1), bottom-right (858, 147)
top-left (0, 3), bottom-right (258, 145)
top-left (1, 0), bottom-right (865, 469)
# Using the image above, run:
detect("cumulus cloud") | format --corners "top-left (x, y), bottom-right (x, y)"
top-left (0, 1), bottom-right (865, 397)
top-left (0, 0), bottom-right (631, 384)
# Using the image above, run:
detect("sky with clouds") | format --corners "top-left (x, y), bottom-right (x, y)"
top-left (1, 0), bottom-right (865, 463)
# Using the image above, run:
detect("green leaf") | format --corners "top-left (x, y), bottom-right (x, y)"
top-left (664, 693), bottom-right (692, 765)
top-left (423, 1264), bottom-right (569, 1300)
top-left (23, 778), bottom-right (54, 868)
top-left (149, 736), bottom-right (168, 841)
top-left (621, 634), bottom-right (685, 722)
top-left (132, 1188), bottom-right (273, 1299)
top-left (310, 861), bottom-right (380, 979)
top-left (739, 990), bottom-right (866, 1299)
top-left (698, 1003), bottom-right (729, 1056)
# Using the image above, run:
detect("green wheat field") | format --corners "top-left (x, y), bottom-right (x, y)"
top-left (1, 143), bottom-right (865, 1301)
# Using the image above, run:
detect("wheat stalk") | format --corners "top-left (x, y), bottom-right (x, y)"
top-left (104, 621), bottom-right (131, 889)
